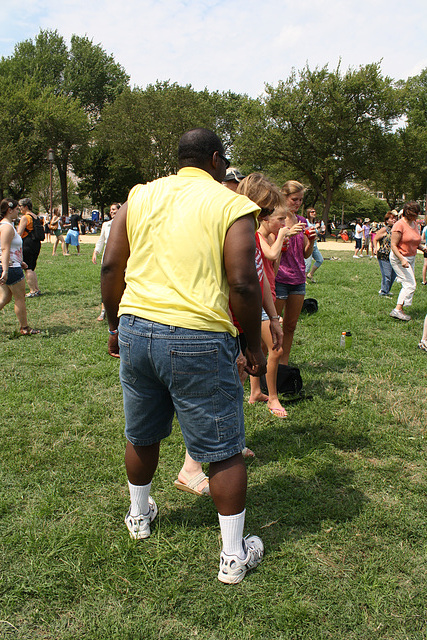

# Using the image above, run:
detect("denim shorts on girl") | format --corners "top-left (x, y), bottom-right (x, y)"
top-left (0, 266), bottom-right (25, 286)
top-left (275, 281), bottom-right (306, 299)
top-left (118, 314), bottom-right (245, 463)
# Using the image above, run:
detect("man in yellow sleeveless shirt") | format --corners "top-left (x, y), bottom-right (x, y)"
top-left (101, 129), bottom-right (266, 583)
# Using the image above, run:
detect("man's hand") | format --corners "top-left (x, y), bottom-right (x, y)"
top-left (108, 333), bottom-right (120, 358)
top-left (269, 318), bottom-right (283, 351)
top-left (244, 347), bottom-right (267, 377)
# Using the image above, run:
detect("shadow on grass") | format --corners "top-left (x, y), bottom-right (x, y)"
top-left (41, 324), bottom-right (76, 337)
top-left (250, 465), bottom-right (368, 545)
top-left (51, 290), bottom-right (81, 297)
top-left (162, 463), bottom-right (367, 550)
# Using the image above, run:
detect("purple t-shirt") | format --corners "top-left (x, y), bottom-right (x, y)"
top-left (276, 215), bottom-right (307, 285)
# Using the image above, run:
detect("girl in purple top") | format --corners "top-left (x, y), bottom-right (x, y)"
top-left (275, 181), bottom-right (315, 372)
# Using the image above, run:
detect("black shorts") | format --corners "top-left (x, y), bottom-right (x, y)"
top-left (23, 236), bottom-right (41, 271)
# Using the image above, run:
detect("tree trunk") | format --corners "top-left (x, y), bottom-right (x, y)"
top-left (322, 173), bottom-right (333, 223)
top-left (56, 157), bottom-right (69, 216)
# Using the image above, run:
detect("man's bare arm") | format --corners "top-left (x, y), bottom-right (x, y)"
top-left (100, 203), bottom-right (130, 356)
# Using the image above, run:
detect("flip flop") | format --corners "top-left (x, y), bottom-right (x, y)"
top-left (268, 407), bottom-right (288, 419)
top-left (174, 470), bottom-right (210, 496)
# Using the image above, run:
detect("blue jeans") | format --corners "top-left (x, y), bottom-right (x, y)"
top-left (304, 241), bottom-right (324, 272)
top-left (378, 258), bottom-right (396, 295)
top-left (118, 314), bottom-right (245, 462)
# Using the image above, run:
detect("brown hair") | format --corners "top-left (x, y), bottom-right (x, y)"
top-left (402, 201), bottom-right (421, 218)
top-left (237, 173), bottom-right (284, 218)
top-left (384, 211), bottom-right (396, 223)
top-left (0, 198), bottom-right (19, 219)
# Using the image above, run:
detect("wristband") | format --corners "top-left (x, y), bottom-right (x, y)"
top-left (269, 315), bottom-right (280, 320)
top-left (108, 329), bottom-right (119, 335)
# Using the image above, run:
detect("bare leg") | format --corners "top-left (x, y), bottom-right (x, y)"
top-left (422, 314), bottom-right (427, 342)
top-left (209, 453), bottom-right (246, 515)
top-left (177, 449), bottom-right (209, 493)
top-left (52, 237), bottom-right (59, 255)
top-left (307, 264), bottom-right (319, 280)
top-left (260, 321), bottom-right (286, 417)
top-left (25, 269), bottom-right (39, 293)
top-left (423, 258), bottom-right (427, 284)
top-left (125, 441), bottom-right (160, 486)
top-left (248, 332), bottom-right (268, 403)
top-left (278, 295), bottom-right (305, 365)
top-left (0, 284), bottom-right (12, 311)
top-left (10, 280), bottom-right (28, 327)
top-left (97, 302), bottom-right (106, 321)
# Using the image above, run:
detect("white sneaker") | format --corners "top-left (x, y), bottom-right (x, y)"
top-left (218, 535), bottom-right (264, 584)
top-left (125, 496), bottom-right (158, 539)
top-left (390, 308), bottom-right (411, 321)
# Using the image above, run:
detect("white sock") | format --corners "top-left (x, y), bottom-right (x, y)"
top-left (218, 509), bottom-right (246, 559)
top-left (128, 481), bottom-right (151, 517)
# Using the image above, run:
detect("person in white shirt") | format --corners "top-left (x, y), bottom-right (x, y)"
top-left (92, 203), bottom-right (120, 321)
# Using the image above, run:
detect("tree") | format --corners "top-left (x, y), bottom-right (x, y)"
top-left (97, 81), bottom-right (215, 186)
top-left (236, 63), bottom-right (402, 221)
top-left (0, 29), bottom-right (129, 211)
top-left (72, 146), bottom-right (137, 217)
top-left (32, 91), bottom-right (89, 216)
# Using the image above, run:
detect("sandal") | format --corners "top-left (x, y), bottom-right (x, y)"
top-left (242, 447), bottom-right (256, 458)
top-left (174, 470), bottom-right (210, 496)
top-left (268, 407), bottom-right (288, 419)
top-left (20, 326), bottom-right (41, 335)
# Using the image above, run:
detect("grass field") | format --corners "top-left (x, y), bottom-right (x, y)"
top-left (1, 243), bottom-right (427, 640)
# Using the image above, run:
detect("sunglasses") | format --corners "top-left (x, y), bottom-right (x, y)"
top-left (218, 153), bottom-right (230, 170)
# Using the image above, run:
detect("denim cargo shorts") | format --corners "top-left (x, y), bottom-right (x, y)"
top-left (118, 314), bottom-right (245, 462)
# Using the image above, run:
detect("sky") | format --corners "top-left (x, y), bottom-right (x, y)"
top-left (0, 0), bottom-right (426, 96)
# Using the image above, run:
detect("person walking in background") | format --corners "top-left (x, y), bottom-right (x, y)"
top-left (17, 197), bottom-right (42, 297)
top-left (418, 313), bottom-right (427, 352)
top-left (361, 218), bottom-right (371, 257)
top-left (389, 202), bottom-right (426, 321)
top-left (43, 212), bottom-right (51, 244)
top-left (92, 203), bottom-right (121, 321)
top-left (374, 211), bottom-right (397, 297)
top-left (0, 199), bottom-right (40, 335)
top-left (353, 218), bottom-right (363, 258)
top-left (101, 128), bottom-right (266, 584)
top-left (64, 208), bottom-right (81, 255)
top-left (50, 208), bottom-right (67, 256)
top-left (305, 207), bottom-right (324, 283)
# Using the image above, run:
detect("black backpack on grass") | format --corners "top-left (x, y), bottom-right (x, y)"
top-left (260, 364), bottom-right (303, 398)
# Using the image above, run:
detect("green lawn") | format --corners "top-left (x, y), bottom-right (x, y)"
top-left (1, 244), bottom-right (427, 640)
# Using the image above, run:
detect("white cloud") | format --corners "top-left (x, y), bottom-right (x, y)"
top-left (1, 0), bottom-right (426, 95)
